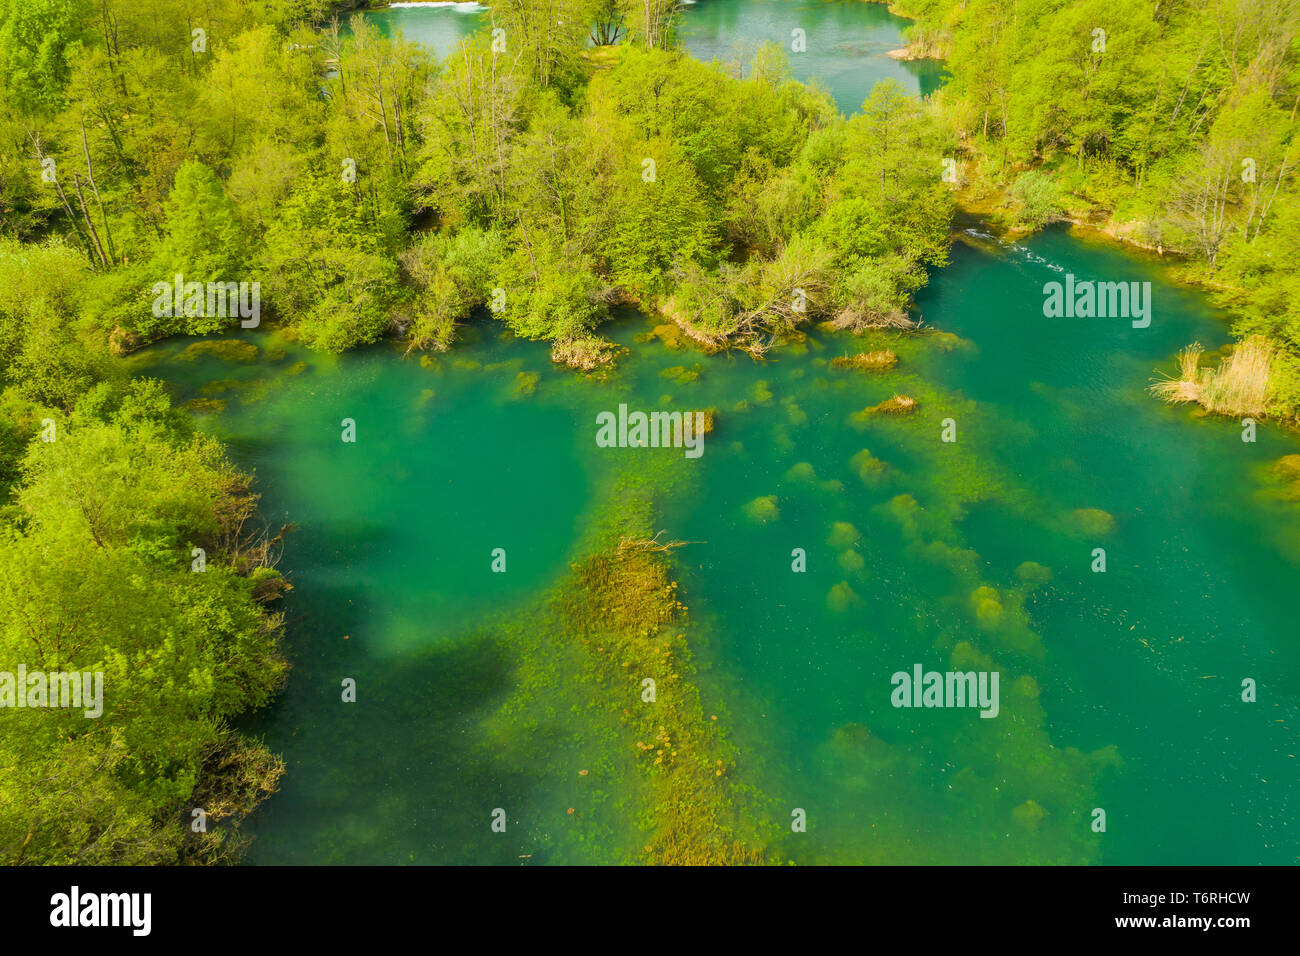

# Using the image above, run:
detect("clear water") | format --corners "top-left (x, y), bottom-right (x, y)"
top-left (363, 0), bottom-right (945, 114)
top-left (364, 2), bottom-right (488, 61)
top-left (127, 4), bottom-right (1300, 865)
top-left (133, 227), bottom-right (1300, 864)
top-left (678, 0), bottom-right (946, 111)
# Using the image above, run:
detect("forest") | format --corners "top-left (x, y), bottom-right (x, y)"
top-left (0, 0), bottom-right (1295, 863)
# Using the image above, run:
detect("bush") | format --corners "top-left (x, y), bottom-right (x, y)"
top-left (1011, 170), bottom-right (1065, 230)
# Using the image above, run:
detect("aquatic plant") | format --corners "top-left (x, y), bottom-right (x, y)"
top-left (1150, 337), bottom-right (1275, 419)
top-left (180, 340), bottom-right (259, 362)
top-left (1012, 799), bottom-right (1049, 830)
top-left (830, 350), bottom-right (899, 372)
top-left (850, 448), bottom-right (889, 483)
top-left (557, 532), bottom-right (773, 864)
top-left (659, 365), bottom-right (701, 385)
top-left (743, 495), bottom-right (780, 523)
top-left (851, 395), bottom-right (918, 423)
top-left (1068, 508), bottom-right (1116, 537)
top-left (826, 580), bottom-right (861, 612)
top-left (699, 409), bottom-right (716, 435)
top-left (649, 324), bottom-right (689, 350)
top-left (514, 371), bottom-right (541, 397)
top-left (184, 397), bottom-right (227, 413)
top-left (1014, 561), bottom-right (1053, 587)
top-left (551, 334), bottom-right (624, 371)
top-left (827, 521), bottom-right (861, 550)
top-left (838, 550), bottom-right (866, 573)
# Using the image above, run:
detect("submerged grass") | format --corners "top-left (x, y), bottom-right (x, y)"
top-left (830, 350), bottom-right (900, 372)
top-left (560, 542), bottom-right (770, 864)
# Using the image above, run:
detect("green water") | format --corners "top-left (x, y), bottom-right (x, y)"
top-left (678, 0), bottom-right (946, 110)
top-left (126, 3), bottom-right (1300, 865)
top-left (364, 2), bottom-right (487, 60)
top-left (363, 0), bottom-right (945, 113)
top-left (134, 226), bottom-right (1300, 864)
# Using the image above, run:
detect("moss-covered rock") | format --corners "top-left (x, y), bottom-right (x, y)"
top-left (827, 581), bottom-right (861, 612)
top-left (180, 339), bottom-right (259, 362)
top-left (828, 521), bottom-right (861, 549)
top-left (743, 495), bottom-right (780, 524)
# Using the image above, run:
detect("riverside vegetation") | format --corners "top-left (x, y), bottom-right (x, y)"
top-left (0, 0), bottom-right (1296, 864)
top-left (882, 0), bottom-right (1300, 420)
top-left (0, 0), bottom-right (952, 862)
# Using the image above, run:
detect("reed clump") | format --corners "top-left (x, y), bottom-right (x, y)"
top-left (830, 350), bottom-right (899, 372)
top-left (852, 395), bottom-right (918, 425)
top-left (551, 333), bottom-right (623, 371)
top-left (1150, 337), bottom-right (1275, 418)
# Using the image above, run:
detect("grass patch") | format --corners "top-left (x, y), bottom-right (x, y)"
top-left (558, 540), bottom-right (770, 864)
top-left (1150, 336), bottom-right (1275, 419)
top-left (830, 350), bottom-right (899, 372)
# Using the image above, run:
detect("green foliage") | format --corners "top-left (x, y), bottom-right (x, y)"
top-left (0, 379), bottom-right (286, 864)
top-left (1011, 169), bottom-right (1064, 229)
top-left (400, 227), bottom-right (502, 351)
top-left (0, 238), bottom-right (103, 407)
top-left (910, 0), bottom-right (1299, 418)
top-left (602, 138), bottom-right (718, 297)
top-left (147, 161), bottom-right (250, 335)
top-left (0, 0), bottom-right (91, 114)
top-left (260, 172), bottom-right (403, 351)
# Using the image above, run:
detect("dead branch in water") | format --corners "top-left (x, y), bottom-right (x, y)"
top-left (617, 530), bottom-right (705, 556)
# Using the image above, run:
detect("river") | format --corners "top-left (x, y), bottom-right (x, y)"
top-left (132, 1), bottom-right (1300, 865)
top-left (365, 0), bottom-right (945, 112)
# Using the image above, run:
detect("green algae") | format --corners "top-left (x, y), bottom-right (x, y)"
top-left (659, 364), bottom-right (702, 385)
top-left (1068, 507), bottom-right (1116, 537)
top-left (513, 370), bottom-right (540, 397)
top-left (827, 521), bottom-right (861, 550)
top-left (850, 448), bottom-right (889, 484)
top-left (179, 339), bottom-right (259, 362)
top-left (649, 323), bottom-right (689, 350)
top-left (743, 495), bottom-right (780, 524)
top-left (183, 397), bottom-right (226, 413)
top-left (200, 378), bottom-right (243, 395)
top-left (826, 580), bottom-right (861, 612)
top-left (837, 550), bottom-right (866, 574)
top-left (785, 461), bottom-right (843, 493)
top-left (1015, 561), bottom-right (1053, 586)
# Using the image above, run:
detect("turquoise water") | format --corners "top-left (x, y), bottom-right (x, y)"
top-left (652, 229), bottom-right (1300, 864)
top-left (363, 0), bottom-right (945, 113)
top-left (135, 227), bottom-right (1300, 863)
top-left (126, 2), bottom-right (1300, 864)
top-left (679, 0), bottom-right (946, 110)
top-left (365, 2), bottom-right (487, 59)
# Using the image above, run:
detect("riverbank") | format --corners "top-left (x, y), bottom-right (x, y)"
top-left (950, 172), bottom-right (1299, 427)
